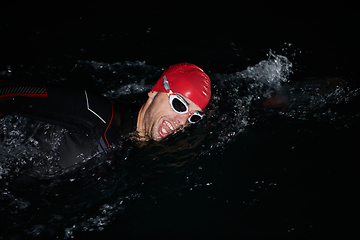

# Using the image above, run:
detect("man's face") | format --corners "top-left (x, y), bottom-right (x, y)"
top-left (142, 92), bottom-right (202, 141)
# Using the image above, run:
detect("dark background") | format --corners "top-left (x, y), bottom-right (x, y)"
top-left (1, 1), bottom-right (359, 78)
top-left (1, 1), bottom-right (359, 239)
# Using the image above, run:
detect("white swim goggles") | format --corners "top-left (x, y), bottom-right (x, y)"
top-left (163, 75), bottom-right (204, 124)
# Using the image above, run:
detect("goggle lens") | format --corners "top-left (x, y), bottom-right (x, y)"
top-left (172, 97), bottom-right (188, 113)
top-left (188, 112), bottom-right (203, 124)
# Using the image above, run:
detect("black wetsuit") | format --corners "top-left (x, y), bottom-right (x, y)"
top-left (0, 80), bottom-right (140, 168)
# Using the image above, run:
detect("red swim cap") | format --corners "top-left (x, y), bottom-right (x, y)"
top-left (151, 63), bottom-right (211, 110)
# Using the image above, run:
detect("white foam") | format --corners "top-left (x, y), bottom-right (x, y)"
top-left (236, 50), bottom-right (293, 88)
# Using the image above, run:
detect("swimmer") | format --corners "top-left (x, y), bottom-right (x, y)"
top-left (0, 63), bottom-right (211, 168)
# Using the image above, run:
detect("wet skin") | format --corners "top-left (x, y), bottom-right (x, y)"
top-left (137, 91), bottom-right (202, 141)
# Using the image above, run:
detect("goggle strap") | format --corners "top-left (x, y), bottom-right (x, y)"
top-left (163, 76), bottom-right (170, 91)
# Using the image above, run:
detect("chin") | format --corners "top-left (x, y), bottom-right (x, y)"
top-left (150, 124), bottom-right (163, 141)
top-left (152, 134), bottom-right (163, 141)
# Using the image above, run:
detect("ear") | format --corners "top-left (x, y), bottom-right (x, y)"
top-left (148, 91), bottom-right (157, 99)
top-left (143, 91), bottom-right (157, 107)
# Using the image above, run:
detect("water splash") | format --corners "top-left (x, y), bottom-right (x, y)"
top-left (0, 115), bottom-right (66, 178)
top-left (1, 51), bottom-right (359, 238)
top-left (204, 51), bottom-right (293, 149)
top-left (237, 50), bottom-right (293, 90)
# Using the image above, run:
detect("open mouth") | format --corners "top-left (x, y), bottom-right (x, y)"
top-left (158, 119), bottom-right (175, 138)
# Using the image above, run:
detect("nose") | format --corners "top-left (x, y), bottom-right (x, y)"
top-left (174, 113), bottom-right (188, 127)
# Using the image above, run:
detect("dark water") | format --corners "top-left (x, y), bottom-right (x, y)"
top-left (1, 2), bottom-right (359, 239)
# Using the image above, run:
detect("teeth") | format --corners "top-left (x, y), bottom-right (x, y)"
top-left (165, 121), bottom-right (174, 131)
top-left (161, 121), bottom-right (175, 136)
